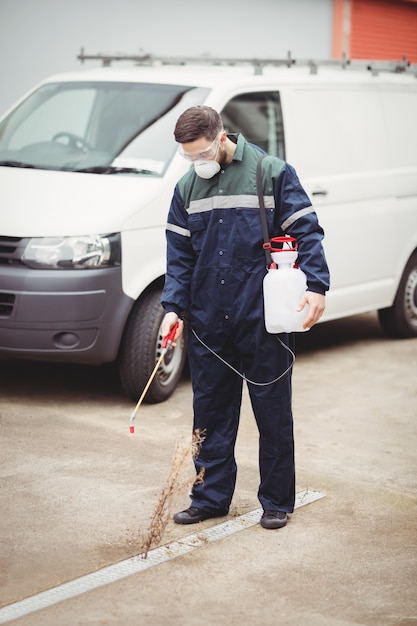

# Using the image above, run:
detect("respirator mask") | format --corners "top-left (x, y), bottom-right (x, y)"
top-left (193, 159), bottom-right (221, 179)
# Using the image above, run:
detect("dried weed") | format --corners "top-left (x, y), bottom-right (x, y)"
top-left (140, 429), bottom-right (206, 557)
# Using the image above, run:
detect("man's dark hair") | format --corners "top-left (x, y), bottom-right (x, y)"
top-left (174, 106), bottom-right (223, 143)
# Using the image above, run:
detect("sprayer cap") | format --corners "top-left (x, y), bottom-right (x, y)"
top-left (271, 250), bottom-right (298, 265)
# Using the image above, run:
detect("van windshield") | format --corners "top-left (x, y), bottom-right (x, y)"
top-left (0, 81), bottom-right (209, 175)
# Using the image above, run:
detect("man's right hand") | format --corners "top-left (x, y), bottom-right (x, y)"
top-left (161, 312), bottom-right (183, 345)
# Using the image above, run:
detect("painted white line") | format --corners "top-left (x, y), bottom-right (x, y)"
top-left (0, 489), bottom-right (325, 624)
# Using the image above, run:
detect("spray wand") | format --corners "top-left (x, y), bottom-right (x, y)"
top-left (129, 322), bottom-right (179, 434)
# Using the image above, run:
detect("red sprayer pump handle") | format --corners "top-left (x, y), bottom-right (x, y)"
top-left (129, 322), bottom-right (179, 434)
top-left (264, 236), bottom-right (298, 252)
top-left (161, 322), bottom-right (179, 349)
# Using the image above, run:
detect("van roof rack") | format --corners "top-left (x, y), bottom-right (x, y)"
top-left (77, 48), bottom-right (417, 77)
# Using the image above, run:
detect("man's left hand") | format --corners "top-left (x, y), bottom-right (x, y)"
top-left (297, 291), bottom-right (326, 330)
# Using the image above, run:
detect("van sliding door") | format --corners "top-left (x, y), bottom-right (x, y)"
top-left (285, 85), bottom-right (394, 320)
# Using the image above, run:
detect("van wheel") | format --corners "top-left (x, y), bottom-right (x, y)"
top-left (378, 251), bottom-right (417, 338)
top-left (118, 290), bottom-right (187, 403)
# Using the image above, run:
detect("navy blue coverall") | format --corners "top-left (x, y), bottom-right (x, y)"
top-left (162, 134), bottom-right (330, 515)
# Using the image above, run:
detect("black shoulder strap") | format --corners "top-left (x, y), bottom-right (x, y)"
top-left (256, 154), bottom-right (272, 266)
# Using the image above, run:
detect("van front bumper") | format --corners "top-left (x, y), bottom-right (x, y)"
top-left (0, 265), bottom-right (133, 364)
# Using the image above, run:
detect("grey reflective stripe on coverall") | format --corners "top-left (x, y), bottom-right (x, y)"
top-left (162, 134), bottom-right (330, 514)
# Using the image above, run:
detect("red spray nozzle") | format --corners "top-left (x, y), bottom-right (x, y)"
top-left (129, 410), bottom-right (136, 434)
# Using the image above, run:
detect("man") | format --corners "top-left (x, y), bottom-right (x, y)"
top-left (161, 105), bottom-right (330, 529)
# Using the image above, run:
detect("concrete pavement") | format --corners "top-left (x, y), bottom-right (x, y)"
top-left (0, 313), bottom-right (416, 625)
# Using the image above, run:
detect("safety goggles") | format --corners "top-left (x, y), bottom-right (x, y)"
top-left (178, 131), bottom-right (223, 161)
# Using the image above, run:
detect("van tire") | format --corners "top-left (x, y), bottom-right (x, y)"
top-left (118, 290), bottom-right (187, 403)
top-left (378, 252), bottom-right (417, 338)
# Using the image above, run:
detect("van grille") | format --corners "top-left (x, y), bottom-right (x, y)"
top-left (0, 236), bottom-right (29, 265)
top-left (0, 237), bottom-right (28, 316)
top-left (0, 292), bottom-right (15, 317)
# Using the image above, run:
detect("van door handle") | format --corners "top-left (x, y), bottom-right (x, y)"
top-left (312, 189), bottom-right (328, 197)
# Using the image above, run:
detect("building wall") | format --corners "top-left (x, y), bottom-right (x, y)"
top-left (0, 0), bottom-right (334, 116)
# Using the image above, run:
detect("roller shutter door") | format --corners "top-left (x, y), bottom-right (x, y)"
top-left (350, 0), bottom-right (417, 62)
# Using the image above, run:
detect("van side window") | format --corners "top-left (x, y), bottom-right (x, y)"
top-left (221, 92), bottom-right (285, 159)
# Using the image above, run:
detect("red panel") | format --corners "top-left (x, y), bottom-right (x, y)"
top-left (350, 0), bottom-right (417, 62)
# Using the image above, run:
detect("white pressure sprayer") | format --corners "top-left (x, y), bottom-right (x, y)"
top-left (129, 322), bottom-right (179, 434)
top-left (263, 236), bottom-right (309, 334)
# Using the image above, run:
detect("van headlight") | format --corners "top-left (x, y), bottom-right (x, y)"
top-left (22, 233), bottom-right (121, 269)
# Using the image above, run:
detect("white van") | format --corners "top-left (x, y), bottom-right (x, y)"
top-left (0, 54), bottom-right (416, 401)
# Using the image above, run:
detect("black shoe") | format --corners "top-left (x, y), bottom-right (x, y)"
top-left (260, 510), bottom-right (288, 529)
top-left (173, 506), bottom-right (226, 525)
